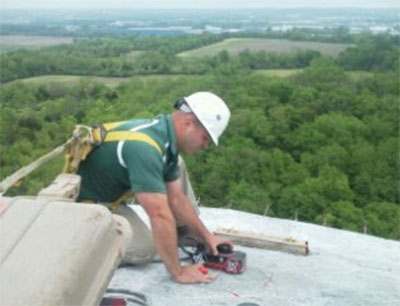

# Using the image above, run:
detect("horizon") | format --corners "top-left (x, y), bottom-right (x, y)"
top-left (1, 7), bottom-right (399, 10)
top-left (1, 0), bottom-right (399, 10)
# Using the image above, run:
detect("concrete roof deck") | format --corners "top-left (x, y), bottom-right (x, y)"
top-left (108, 206), bottom-right (400, 306)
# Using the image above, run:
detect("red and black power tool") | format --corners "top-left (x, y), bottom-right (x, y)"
top-left (181, 239), bottom-right (246, 274)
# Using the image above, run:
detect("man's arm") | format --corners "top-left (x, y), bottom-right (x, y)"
top-left (166, 180), bottom-right (233, 255)
top-left (135, 192), bottom-right (213, 284)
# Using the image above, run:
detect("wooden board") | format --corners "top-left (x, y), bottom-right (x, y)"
top-left (214, 227), bottom-right (309, 256)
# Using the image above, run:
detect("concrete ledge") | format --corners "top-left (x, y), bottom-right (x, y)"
top-left (0, 197), bottom-right (131, 306)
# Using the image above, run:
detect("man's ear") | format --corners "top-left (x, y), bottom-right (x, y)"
top-left (183, 114), bottom-right (193, 127)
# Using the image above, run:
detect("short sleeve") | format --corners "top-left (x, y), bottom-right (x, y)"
top-left (164, 157), bottom-right (180, 182)
top-left (122, 141), bottom-right (166, 194)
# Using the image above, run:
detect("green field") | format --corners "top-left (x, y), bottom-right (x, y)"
top-left (346, 71), bottom-right (374, 80)
top-left (124, 50), bottom-right (145, 59)
top-left (254, 69), bottom-right (304, 77)
top-left (5, 74), bottom-right (201, 88)
top-left (255, 69), bottom-right (373, 79)
top-left (4, 70), bottom-right (373, 89)
top-left (8, 75), bottom-right (126, 88)
top-left (178, 38), bottom-right (353, 58)
top-left (0, 35), bottom-right (74, 53)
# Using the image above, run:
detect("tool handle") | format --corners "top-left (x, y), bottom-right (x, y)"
top-left (217, 243), bottom-right (232, 254)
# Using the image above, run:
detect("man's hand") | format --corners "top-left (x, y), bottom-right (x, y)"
top-left (204, 234), bottom-right (234, 255)
top-left (166, 180), bottom-right (234, 255)
top-left (173, 264), bottom-right (213, 284)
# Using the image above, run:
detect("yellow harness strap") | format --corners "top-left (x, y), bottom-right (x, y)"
top-left (91, 122), bottom-right (162, 154)
top-left (105, 131), bottom-right (162, 154)
top-left (64, 121), bottom-right (163, 173)
top-left (67, 120), bottom-right (162, 211)
top-left (103, 121), bottom-right (127, 130)
top-left (109, 192), bottom-right (135, 213)
top-left (81, 193), bottom-right (134, 213)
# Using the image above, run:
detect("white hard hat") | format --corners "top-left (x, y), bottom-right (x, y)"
top-left (183, 92), bottom-right (230, 145)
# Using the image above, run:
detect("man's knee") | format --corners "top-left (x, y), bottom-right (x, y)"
top-left (122, 240), bottom-right (157, 265)
top-left (114, 205), bottom-right (157, 265)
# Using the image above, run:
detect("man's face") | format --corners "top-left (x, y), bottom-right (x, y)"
top-left (180, 117), bottom-right (211, 155)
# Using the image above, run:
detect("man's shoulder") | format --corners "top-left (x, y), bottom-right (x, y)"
top-left (138, 114), bottom-right (173, 147)
top-left (119, 114), bottom-right (169, 133)
top-left (122, 139), bottom-right (162, 156)
top-left (118, 114), bottom-right (176, 158)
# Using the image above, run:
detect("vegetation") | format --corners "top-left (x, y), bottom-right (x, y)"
top-left (177, 38), bottom-right (351, 57)
top-left (0, 35), bottom-right (74, 53)
top-left (5, 74), bottom-right (201, 91)
top-left (1, 32), bottom-right (399, 240)
top-left (2, 31), bottom-right (396, 84)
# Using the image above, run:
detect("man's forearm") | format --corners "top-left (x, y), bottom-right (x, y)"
top-left (135, 192), bottom-right (183, 278)
top-left (150, 207), bottom-right (214, 284)
top-left (136, 191), bottom-right (214, 283)
top-left (150, 213), bottom-right (182, 278)
top-left (169, 193), bottom-right (213, 242)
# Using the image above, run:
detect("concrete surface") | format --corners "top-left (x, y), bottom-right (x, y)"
top-left (108, 206), bottom-right (400, 306)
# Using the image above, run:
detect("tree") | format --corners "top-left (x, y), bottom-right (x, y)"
top-left (363, 202), bottom-right (400, 239)
top-left (296, 56), bottom-right (347, 89)
top-left (227, 181), bottom-right (271, 214)
top-left (336, 34), bottom-right (399, 71)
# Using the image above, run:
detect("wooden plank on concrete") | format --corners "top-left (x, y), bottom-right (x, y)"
top-left (214, 227), bottom-right (309, 256)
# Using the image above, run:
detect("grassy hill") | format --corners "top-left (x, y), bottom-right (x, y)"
top-left (178, 38), bottom-right (353, 58)
top-left (5, 70), bottom-right (373, 90)
top-left (9, 75), bottom-right (127, 88)
top-left (254, 69), bottom-right (373, 79)
top-left (0, 35), bottom-right (74, 53)
top-left (4, 74), bottom-right (202, 90)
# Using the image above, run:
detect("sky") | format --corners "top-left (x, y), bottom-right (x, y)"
top-left (1, 0), bottom-right (399, 9)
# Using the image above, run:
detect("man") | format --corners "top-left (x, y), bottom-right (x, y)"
top-left (77, 92), bottom-right (232, 284)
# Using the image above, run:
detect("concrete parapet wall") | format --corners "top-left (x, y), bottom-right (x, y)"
top-left (0, 196), bottom-right (131, 306)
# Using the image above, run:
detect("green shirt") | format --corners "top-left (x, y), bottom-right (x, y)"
top-left (77, 114), bottom-right (179, 203)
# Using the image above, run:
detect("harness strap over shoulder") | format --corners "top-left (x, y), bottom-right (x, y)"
top-left (91, 122), bottom-right (162, 154)
top-left (65, 120), bottom-right (163, 210)
top-left (105, 131), bottom-right (162, 154)
top-left (64, 121), bottom-right (163, 173)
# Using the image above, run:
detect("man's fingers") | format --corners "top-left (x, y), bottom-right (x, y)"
top-left (202, 275), bottom-right (213, 283)
top-left (175, 264), bottom-right (214, 284)
top-left (198, 266), bottom-right (209, 275)
top-left (197, 265), bottom-right (213, 283)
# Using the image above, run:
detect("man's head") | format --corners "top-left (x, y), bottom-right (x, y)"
top-left (172, 92), bottom-right (230, 154)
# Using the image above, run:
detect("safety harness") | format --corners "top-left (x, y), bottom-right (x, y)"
top-left (0, 120), bottom-right (162, 212)
top-left (64, 121), bottom-right (162, 173)
top-left (63, 121), bottom-right (162, 211)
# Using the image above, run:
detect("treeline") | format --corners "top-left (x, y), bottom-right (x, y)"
top-left (222, 27), bottom-right (355, 44)
top-left (61, 34), bottom-right (224, 57)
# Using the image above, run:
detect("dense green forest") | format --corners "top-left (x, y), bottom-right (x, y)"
top-left (0, 33), bottom-right (399, 240)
